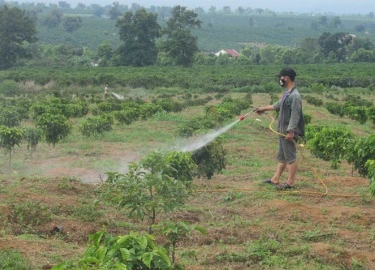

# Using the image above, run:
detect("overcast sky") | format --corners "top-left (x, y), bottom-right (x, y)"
top-left (37, 0), bottom-right (374, 14)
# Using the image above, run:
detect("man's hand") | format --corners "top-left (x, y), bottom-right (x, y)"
top-left (256, 107), bottom-right (265, 115)
top-left (285, 131), bottom-right (294, 141)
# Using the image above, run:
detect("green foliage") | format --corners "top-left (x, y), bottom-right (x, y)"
top-left (116, 8), bottom-right (160, 67)
top-left (101, 152), bottom-right (196, 230)
top-left (0, 5), bottom-right (37, 69)
top-left (0, 126), bottom-right (24, 167)
top-left (97, 100), bottom-right (123, 113)
top-left (36, 113), bottom-right (72, 147)
top-left (306, 125), bottom-right (354, 169)
top-left (325, 102), bottom-right (345, 117)
top-left (192, 140), bottom-right (226, 179)
top-left (31, 98), bottom-right (89, 119)
top-left (343, 94), bottom-right (373, 107)
top-left (205, 97), bottom-right (251, 125)
top-left (113, 108), bottom-right (139, 125)
top-left (176, 116), bottom-right (217, 137)
top-left (347, 135), bottom-right (375, 176)
top-left (365, 160), bottom-right (375, 196)
top-left (0, 107), bottom-right (21, 127)
top-left (367, 106), bottom-right (375, 125)
top-left (345, 106), bottom-right (368, 124)
top-left (62, 16), bottom-right (83, 33)
top-left (153, 98), bottom-right (185, 113)
top-left (161, 5), bottom-right (201, 67)
top-left (303, 113), bottom-right (312, 125)
top-left (153, 220), bottom-right (206, 263)
top-left (318, 32), bottom-right (353, 62)
top-left (52, 230), bottom-right (171, 270)
top-left (42, 8), bottom-right (63, 28)
top-left (304, 95), bottom-right (324, 107)
top-left (0, 79), bottom-right (21, 96)
top-left (24, 127), bottom-right (43, 151)
top-left (80, 114), bottom-right (113, 137)
top-left (139, 103), bottom-right (163, 120)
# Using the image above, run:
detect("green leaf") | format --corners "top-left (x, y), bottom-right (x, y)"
top-left (141, 252), bottom-right (153, 268)
top-left (120, 248), bottom-right (130, 262)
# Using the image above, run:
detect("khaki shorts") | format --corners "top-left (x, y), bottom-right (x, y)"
top-left (277, 136), bottom-right (296, 164)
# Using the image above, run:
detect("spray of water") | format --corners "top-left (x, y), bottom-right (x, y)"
top-left (112, 92), bottom-right (124, 100)
top-left (179, 119), bottom-right (240, 152)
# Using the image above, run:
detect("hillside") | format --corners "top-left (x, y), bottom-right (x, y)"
top-left (36, 13), bottom-right (375, 51)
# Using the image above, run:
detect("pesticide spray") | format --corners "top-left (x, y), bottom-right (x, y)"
top-left (112, 92), bottom-right (125, 100)
top-left (180, 108), bottom-right (259, 153)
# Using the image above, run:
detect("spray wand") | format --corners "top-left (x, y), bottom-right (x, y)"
top-left (239, 107), bottom-right (259, 121)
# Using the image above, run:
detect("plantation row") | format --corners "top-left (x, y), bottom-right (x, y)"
top-left (304, 94), bottom-right (375, 125)
top-left (2, 64), bottom-right (375, 91)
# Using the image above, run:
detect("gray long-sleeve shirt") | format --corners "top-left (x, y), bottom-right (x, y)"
top-left (273, 87), bottom-right (305, 136)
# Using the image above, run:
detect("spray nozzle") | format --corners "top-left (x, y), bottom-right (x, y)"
top-left (239, 115), bottom-right (245, 121)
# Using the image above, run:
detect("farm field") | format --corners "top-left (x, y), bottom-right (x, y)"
top-left (0, 68), bottom-right (374, 269)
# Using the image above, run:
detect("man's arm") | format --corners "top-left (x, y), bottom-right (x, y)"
top-left (257, 104), bottom-right (276, 113)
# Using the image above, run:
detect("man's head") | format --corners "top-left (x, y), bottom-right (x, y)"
top-left (277, 67), bottom-right (296, 88)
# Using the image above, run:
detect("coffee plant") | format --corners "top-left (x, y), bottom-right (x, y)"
top-left (36, 113), bottom-right (72, 147)
top-left (153, 221), bottom-right (206, 264)
top-left (305, 125), bottom-right (354, 169)
top-left (52, 230), bottom-right (171, 270)
top-left (347, 135), bottom-right (375, 176)
top-left (80, 114), bottom-right (114, 137)
top-left (101, 152), bottom-right (196, 231)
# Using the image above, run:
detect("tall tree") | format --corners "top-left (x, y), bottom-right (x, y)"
top-left (62, 16), bottom-right (82, 33)
top-left (318, 32), bottom-right (353, 62)
top-left (108, 2), bottom-right (122, 20)
top-left (0, 5), bottom-right (37, 69)
top-left (42, 8), bottom-right (63, 28)
top-left (161, 5), bottom-right (201, 67)
top-left (116, 8), bottom-right (160, 67)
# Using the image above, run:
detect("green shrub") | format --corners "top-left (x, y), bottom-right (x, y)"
top-left (303, 113), bottom-right (312, 125)
top-left (306, 125), bottom-right (354, 169)
top-left (139, 103), bottom-right (163, 120)
top-left (365, 160), bottom-right (375, 196)
top-left (347, 135), bottom-right (375, 176)
top-left (24, 127), bottom-right (43, 151)
top-left (304, 95), bottom-right (324, 107)
top-left (36, 113), bottom-right (72, 147)
top-left (345, 106), bottom-right (368, 124)
top-left (0, 80), bottom-right (20, 96)
top-left (101, 152), bottom-right (196, 230)
top-left (52, 231), bottom-right (171, 270)
top-left (113, 108), bottom-right (139, 125)
top-left (192, 139), bottom-right (226, 179)
top-left (80, 114), bottom-right (113, 137)
top-left (366, 106), bottom-right (375, 125)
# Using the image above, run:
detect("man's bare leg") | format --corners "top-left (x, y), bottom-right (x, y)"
top-left (271, 162), bottom-right (287, 184)
top-left (286, 161), bottom-right (297, 186)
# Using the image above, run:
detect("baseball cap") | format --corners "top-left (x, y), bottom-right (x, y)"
top-left (277, 67), bottom-right (297, 79)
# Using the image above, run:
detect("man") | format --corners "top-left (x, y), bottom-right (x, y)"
top-left (256, 67), bottom-right (305, 190)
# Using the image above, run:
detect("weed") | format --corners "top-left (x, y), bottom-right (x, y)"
top-left (9, 201), bottom-right (52, 228)
top-left (223, 191), bottom-right (244, 202)
top-left (0, 249), bottom-right (31, 270)
top-left (57, 177), bottom-right (79, 190)
top-left (351, 258), bottom-right (365, 269)
top-left (72, 200), bottom-right (102, 222)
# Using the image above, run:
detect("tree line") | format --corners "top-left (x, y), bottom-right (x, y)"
top-left (2, 3), bottom-right (375, 70)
